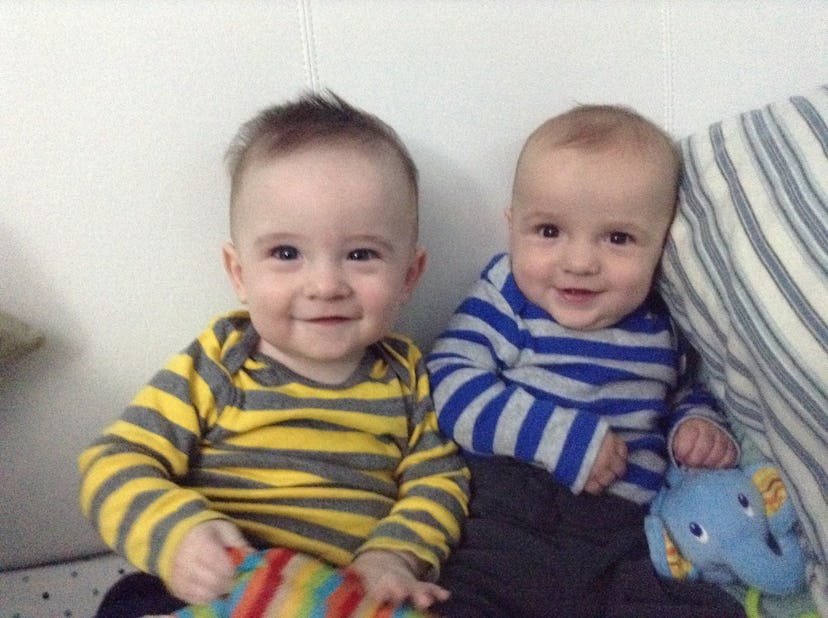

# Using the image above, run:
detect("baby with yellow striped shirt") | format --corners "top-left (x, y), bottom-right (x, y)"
top-left (79, 92), bottom-right (469, 617)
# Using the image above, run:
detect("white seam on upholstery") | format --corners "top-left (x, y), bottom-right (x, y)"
top-left (659, 0), bottom-right (675, 134)
top-left (297, 0), bottom-right (320, 92)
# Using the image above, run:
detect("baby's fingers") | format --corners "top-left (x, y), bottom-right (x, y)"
top-left (609, 443), bottom-right (627, 478)
top-left (410, 582), bottom-right (450, 609)
top-left (704, 431), bottom-right (738, 468)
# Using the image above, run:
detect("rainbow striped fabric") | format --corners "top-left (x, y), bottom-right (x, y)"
top-left (173, 548), bottom-right (430, 618)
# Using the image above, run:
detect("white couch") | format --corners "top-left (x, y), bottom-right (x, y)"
top-left (2, 2), bottom-right (826, 616)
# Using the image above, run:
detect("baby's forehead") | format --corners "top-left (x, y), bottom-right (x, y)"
top-left (519, 132), bottom-right (677, 183)
top-left (251, 139), bottom-right (414, 190)
top-left (231, 141), bottom-right (419, 235)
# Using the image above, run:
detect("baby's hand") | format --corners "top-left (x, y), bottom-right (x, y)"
top-left (167, 520), bottom-right (254, 605)
top-left (672, 417), bottom-right (738, 469)
top-left (349, 550), bottom-right (449, 610)
top-left (583, 431), bottom-right (627, 495)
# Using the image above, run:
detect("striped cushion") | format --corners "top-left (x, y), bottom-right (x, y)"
top-left (173, 548), bottom-right (430, 618)
top-left (658, 85), bottom-right (827, 610)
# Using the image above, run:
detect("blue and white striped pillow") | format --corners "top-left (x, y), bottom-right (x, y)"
top-left (658, 85), bottom-right (827, 611)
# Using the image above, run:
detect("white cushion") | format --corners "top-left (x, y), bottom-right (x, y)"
top-left (659, 85), bottom-right (828, 610)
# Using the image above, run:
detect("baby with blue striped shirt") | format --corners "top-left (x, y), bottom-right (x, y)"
top-left (427, 105), bottom-right (744, 617)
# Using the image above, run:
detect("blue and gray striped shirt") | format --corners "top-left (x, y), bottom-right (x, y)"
top-left (427, 253), bottom-right (729, 504)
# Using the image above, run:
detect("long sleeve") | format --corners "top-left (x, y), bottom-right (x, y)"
top-left (80, 313), bottom-right (469, 583)
top-left (78, 317), bottom-right (241, 581)
top-left (664, 336), bottom-right (737, 461)
top-left (426, 255), bottom-right (609, 495)
top-left (357, 340), bottom-right (470, 576)
top-left (427, 254), bottom-right (723, 505)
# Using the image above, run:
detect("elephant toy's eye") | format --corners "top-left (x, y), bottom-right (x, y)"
top-left (738, 493), bottom-right (755, 517)
top-left (689, 522), bottom-right (709, 543)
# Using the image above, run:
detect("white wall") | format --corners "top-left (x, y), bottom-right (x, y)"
top-left (2, 0), bottom-right (826, 569)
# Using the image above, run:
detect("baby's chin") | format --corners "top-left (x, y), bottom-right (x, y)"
top-left (550, 310), bottom-right (620, 331)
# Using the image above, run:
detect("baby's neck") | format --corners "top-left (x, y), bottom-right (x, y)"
top-left (257, 341), bottom-right (365, 385)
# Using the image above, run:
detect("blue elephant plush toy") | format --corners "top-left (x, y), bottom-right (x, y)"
top-left (645, 461), bottom-right (806, 597)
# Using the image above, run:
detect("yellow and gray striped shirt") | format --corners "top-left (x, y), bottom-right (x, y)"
top-left (79, 311), bottom-right (469, 584)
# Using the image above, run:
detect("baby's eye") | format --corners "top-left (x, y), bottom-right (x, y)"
top-left (348, 248), bottom-right (380, 261)
top-left (609, 232), bottom-right (632, 245)
top-left (538, 225), bottom-right (559, 238)
top-left (271, 245), bottom-right (299, 260)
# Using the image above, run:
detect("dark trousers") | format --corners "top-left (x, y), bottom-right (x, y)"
top-left (432, 454), bottom-right (745, 618)
top-left (96, 572), bottom-right (184, 618)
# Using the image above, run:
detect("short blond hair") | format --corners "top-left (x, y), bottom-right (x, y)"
top-left (514, 104), bottom-right (681, 196)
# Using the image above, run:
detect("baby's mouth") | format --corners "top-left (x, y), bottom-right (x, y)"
top-left (306, 316), bottom-right (350, 324)
top-left (558, 288), bottom-right (599, 301)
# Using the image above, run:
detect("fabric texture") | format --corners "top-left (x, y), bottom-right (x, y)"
top-left (432, 454), bottom-right (744, 618)
top-left (427, 253), bottom-right (733, 505)
top-left (0, 552), bottom-right (135, 618)
top-left (0, 310), bottom-right (44, 365)
top-left (658, 85), bottom-right (828, 613)
top-left (78, 311), bottom-right (468, 585)
top-left (173, 547), bottom-right (430, 618)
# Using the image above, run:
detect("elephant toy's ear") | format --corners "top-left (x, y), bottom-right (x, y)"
top-left (644, 514), bottom-right (697, 582)
top-left (748, 464), bottom-right (786, 516)
top-left (748, 463), bottom-right (796, 533)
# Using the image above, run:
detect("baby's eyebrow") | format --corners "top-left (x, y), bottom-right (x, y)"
top-left (252, 232), bottom-right (299, 249)
top-left (346, 235), bottom-right (396, 254)
top-left (606, 224), bottom-right (659, 244)
top-left (250, 232), bottom-right (398, 255)
top-left (606, 221), bottom-right (648, 235)
top-left (518, 208), bottom-right (559, 223)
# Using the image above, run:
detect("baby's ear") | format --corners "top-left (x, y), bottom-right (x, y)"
top-left (222, 241), bottom-right (247, 303)
top-left (402, 247), bottom-right (427, 300)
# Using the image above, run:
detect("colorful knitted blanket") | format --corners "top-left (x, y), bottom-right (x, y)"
top-left (172, 548), bottom-right (430, 618)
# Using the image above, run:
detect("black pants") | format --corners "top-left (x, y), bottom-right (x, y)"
top-left (96, 572), bottom-right (184, 618)
top-left (432, 455), bottom-right (745, 618)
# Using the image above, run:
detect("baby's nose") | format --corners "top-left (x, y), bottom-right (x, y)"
top-left (562, 241), bottom-right (600, 275)
top-left (305, 261), bottom-right (350, 298)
